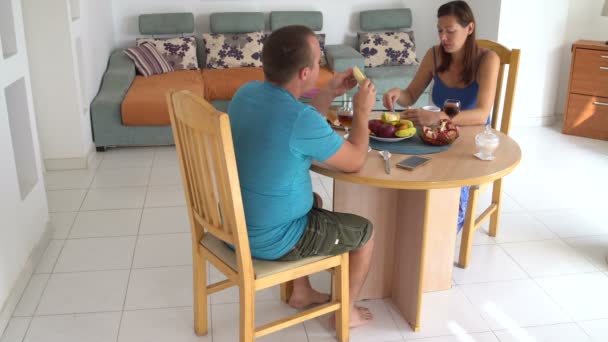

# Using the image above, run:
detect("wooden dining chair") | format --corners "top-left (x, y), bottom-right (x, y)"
top-left (166, 90), bottom-right (350, 341)
top-left (457, 40), bottom-right (521, 268)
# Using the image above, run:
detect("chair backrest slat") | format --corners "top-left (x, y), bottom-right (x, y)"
top-left (194, 133), bottom-right (220, 226)
top-left (477, 39), bottom-right (520, 135)
top-left (167, 91), bottom-right (253, 273)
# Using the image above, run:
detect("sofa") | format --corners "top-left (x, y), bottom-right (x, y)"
top-left (91, 9), bottom-right (425, 150)
top-left (326, 8), bottom-right (430, 109)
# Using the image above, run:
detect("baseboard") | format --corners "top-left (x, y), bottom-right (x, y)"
top-left (43, 143), bottom-right (96, 171)
top-left (0, 221), bottom-right (53, 337)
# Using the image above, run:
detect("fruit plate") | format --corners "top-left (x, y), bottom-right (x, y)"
top-left (329, 122), bottom-right (346, 130)
top-left (369, 134), bottom-right (414, 142)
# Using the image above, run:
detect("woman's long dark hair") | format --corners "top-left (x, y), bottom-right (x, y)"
top-left (437, 1), bottom-right (478, 85)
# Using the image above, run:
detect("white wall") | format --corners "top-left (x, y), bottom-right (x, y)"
top-left (468, 0), bottom-right (500, 41)
top-left (71, 0), bottom-right (116, 157)
top-left (555, 0), bottom-right (608, 116)
top-left (80, 1), bottom-right (115, 105)
top-left (498, 0), bottom-right (571, 126)
top-left (0, 0), bottom-right (49, 319)
top-left (112, 0), bottom-right (462, 61)
top-left (23, 0), bottom-right (115, 166)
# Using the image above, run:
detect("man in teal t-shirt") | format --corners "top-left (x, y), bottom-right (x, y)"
top-left (229, 25), bottom-right (377, 328)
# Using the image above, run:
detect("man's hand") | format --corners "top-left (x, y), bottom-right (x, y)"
top-left (327, 68), bottom-right (358, 98)
top-left (353, 79), bottom-right (376, 116)
top-left (401, 108), bottom-right (443, 126)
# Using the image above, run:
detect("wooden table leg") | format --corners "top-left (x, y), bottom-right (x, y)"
top-left (333, 181), bottom-right (460, 331)
top-left (391, 188), bottom-right (460, 331)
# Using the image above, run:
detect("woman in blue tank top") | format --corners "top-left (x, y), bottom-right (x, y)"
top-left (382, 0), bottom-right (500, 232)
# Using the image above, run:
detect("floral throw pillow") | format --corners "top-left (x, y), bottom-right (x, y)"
top-left (202, 32), bottom-right (264, 69)
top-left (136, 37), bottom-right (198, 70)
top-left (358, 31), bottom-right (418, 67)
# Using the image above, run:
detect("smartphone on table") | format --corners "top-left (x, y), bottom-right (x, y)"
top-left (396, 156), bottom-right (431, 170)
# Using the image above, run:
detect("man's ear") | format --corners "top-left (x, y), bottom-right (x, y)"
top-left (299, 66), bottom-right (310, 81)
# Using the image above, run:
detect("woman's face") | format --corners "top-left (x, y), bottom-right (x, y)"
top-left (437, 15), bottom-right (474, 53)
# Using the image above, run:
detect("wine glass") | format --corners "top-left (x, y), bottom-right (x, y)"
top-left (443, 99), bottom-right (461, 118)
top-left (338, 96), bottom-right (353, 138)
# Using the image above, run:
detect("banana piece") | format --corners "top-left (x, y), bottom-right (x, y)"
top-left (352, 66), bottom-right (366, 86)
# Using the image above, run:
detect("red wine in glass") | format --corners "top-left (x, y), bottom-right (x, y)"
top-left (443, 99), bottom-right (461, 118)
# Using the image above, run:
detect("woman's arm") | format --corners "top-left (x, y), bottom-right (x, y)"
top-left (383, 47), bottom-right (435, 110)
top-left (450, 50), bottom-right (500, 126)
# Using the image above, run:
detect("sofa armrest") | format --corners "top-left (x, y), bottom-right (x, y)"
top-left (90, 49), bottom-right (136, 145)
top-left (325, 44), bottom-right (365, 73)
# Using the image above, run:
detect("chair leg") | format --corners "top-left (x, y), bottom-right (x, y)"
top-left (458, 186), bottom-right (480, 268)
top-left (280, 281), bottom-right (293, 304)
top-left (334, 253), bottom-right (349, 342)
top-left (240, 283), bottom-right (255, 342)
top-left (193, 250), bottom-right (208, 335)
top-left (489, 178), bottom-right (503, 237)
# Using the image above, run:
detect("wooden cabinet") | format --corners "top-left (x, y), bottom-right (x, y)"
top-left (562, 40), bottom-right (608, 140)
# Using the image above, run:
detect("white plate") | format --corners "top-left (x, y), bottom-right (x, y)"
top-left (369, 134), bottom-right (414, 142)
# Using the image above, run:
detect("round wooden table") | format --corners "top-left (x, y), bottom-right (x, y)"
top-left (311, 125), bottom-right (521, 332)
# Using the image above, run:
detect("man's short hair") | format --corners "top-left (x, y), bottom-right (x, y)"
top-left (262, 25), bottom-right (316, 85)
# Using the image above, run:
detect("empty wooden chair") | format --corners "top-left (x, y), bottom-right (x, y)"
top-left (458, 40), bottom-right (521, 268)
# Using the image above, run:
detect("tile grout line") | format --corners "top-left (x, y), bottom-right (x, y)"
top-left (13, 305), bottom-right (196, 319)
top-left (113, 162), bottom-right (152, 342)
top-left (64, 231), bottom-right (190, 241)
top-left (495, 243), bottom-right (581, 329)
top-left (17, 270), bottom-right (53, 342)
top-left (50, 204), bottom-right (185, 214)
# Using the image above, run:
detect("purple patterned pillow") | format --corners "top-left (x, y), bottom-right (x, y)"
top-left (261, 32), bottom-right (327, 66)
top-left (124, 42), bottom-right (174, 77)
top-left (358, 31), bottom-right (418, 67)
top-left (136, 37), bottom-right (199, 70)
top-left (202, 32), bottom-right (264, 69)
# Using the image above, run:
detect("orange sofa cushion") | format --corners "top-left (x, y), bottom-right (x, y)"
top-left (201, 67), bottom-right (264, 101)
top-left (121, 70), bottom-right (205, 126)
top-left (201, 66), bottom-right (335, 102)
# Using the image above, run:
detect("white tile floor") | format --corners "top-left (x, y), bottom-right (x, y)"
top-left (2, 125), bottom-right (608, 342)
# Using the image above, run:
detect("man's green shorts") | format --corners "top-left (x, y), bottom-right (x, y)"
top-left (278, 207), bottom-right (373, 261)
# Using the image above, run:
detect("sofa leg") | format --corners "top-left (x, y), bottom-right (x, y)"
top-left (96, 146), bottom-right (107, 152)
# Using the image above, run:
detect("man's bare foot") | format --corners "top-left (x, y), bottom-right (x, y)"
top-left (355, 305), bottom-right (373, 320)
top-left (329, 306), bottom-right (373, 329)
top-left (288, 287), bottom-right (330, 309)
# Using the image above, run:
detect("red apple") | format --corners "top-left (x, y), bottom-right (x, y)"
top-left (368, 119), bottom-right (383, 135)
top-left (377, 123), bottom-right (397, 138)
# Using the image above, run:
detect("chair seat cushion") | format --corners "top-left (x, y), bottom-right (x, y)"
top-left (121, 70), bottom-right (205, 126)
top-left (201, 233), bottom-right (328, 279)
top-left (364, 65), bottom-right (418, 94)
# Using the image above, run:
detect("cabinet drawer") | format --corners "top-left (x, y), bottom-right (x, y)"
top-left (563, 93), bottom-right (608, 140)
top-left (571, 48), bottom-right (608, 97)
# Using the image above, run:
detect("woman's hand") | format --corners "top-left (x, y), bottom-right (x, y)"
top-left (383, 88), bottom-right (402, 111)
top-left (401, 108), bottom-right (442, 126)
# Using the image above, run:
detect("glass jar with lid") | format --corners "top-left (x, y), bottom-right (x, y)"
top-left (475, 125), bottom-right (500, 160)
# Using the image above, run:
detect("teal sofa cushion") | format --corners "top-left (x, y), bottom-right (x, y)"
top-left (364, 65), bottom-right (416, 94)
top-left (210, 12), bottom-right (265, 33)
top-left (270, 11), bottom-right (323, 31)
top-left (139, 13), bottom-right (194, 34)
top-left (325, 44), bottom-right (365, 73)
top-left (360, 9), bottom-right (412, 31)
